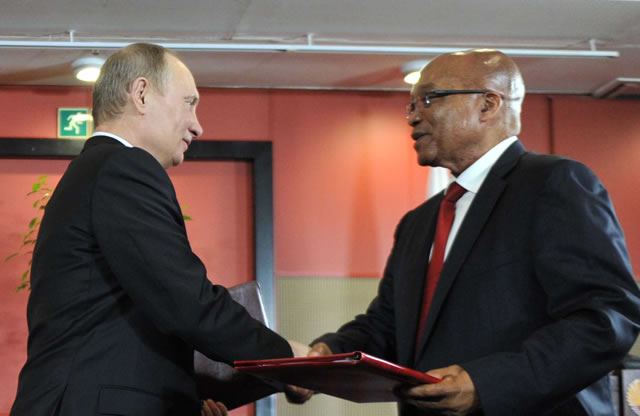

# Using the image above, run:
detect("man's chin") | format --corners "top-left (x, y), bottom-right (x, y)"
top-left (170, 154), bottom-right (185, 168)
top-left (416, 154), bottom-right (435, 167)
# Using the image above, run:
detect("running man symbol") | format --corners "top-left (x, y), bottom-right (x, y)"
top-left (57, 108), bottom-right (92, 138)
top-left (64, 113), bottom-right (88, 135)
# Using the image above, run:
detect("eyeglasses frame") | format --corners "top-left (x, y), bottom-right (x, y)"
top-left (406, 89), bottom-right (492, 117)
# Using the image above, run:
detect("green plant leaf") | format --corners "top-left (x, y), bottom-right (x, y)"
top-left (4, 253), bottom-right (19, 262)
top-left (20, 270), bottom-right (30, 286)
top-left (183, 215), bottom-right (192, 221)
top-left (16, 269), bottom-right (30, 292)
top-left (12, 175), bottom-right (53, 292)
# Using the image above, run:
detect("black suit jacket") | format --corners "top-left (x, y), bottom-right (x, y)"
top-left (11, 136), bottom-right (292, 416)
top-left (315, 140), bottom-right (640, 415)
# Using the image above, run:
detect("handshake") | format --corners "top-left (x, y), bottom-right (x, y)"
top-left (281, 340), bottom-right (331, 404)
top-left (195, 283), bottom-right (471, 416)
top-left (198, 340), bottom-right (325, 416)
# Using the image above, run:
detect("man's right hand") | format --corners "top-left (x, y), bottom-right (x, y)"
top-left (307, 342), bottom-right (332, 357)
top-left (283, 342), bottom-right (333, 404)
top-left (200, 399), bottom-right (227, 416)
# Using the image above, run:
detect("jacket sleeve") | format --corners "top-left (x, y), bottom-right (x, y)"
top-left (312, 214), bottom-right (411, 360)
top-left (463, 160), bottom-right (640, 415)
top-left (91, 147), bottom-right (292, 363)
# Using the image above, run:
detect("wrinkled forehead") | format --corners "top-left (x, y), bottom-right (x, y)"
top-left (410, 59), bottom-right (466, 97)
top-left (413, 51), bottom-right (500, 96)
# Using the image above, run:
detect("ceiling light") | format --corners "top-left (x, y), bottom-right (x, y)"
top-left (403, 72), bottom-right (421, 85)
top-left (402, 60), bottom-right (429, 85)
top-left (592, 77), bottom-right (640, 98)
top-left (72, 56), bottom-right (105, 82)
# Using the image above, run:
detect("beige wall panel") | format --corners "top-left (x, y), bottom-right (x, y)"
top-left (276, 276), bottom-right (397, 416)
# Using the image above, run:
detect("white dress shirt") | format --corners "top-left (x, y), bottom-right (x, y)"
top-left (437, 136), bottom-right (519, 260)
top-left (91, 131), bottom-right (133, 148)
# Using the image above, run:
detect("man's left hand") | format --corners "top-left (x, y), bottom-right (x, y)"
top-left (400, 365), bottom-right (479, 416)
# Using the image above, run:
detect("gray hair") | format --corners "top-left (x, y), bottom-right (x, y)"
top-left (92, 43), bottom-right (176, 125)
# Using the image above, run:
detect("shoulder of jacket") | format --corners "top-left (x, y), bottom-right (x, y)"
top-left (395, 194), bottom-right (441, 232)
top-left (520, 151), bottom-right (586, 172)
top-left (83, 146), bottom-right (172, 191)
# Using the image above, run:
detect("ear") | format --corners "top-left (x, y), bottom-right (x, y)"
top-left (478, 91), bottom-right (502, 122)
top-left (130, 77), bottom-right (150, 114)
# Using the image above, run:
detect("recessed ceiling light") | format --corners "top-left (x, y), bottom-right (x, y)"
top-left (72, 56), bottom-right (105, 82)
top-left (401, 60), bottom-right (429, 85)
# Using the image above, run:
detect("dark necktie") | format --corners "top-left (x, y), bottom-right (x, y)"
top-left (415, 182), bottom-right (467, 345)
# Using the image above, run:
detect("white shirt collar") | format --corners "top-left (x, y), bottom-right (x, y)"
top-left (91, 131), bottom-right (133, 148)
top-left (454, 136), bottom-right (518, 194)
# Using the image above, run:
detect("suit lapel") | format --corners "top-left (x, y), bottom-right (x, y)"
top-left (414, 141), bottom-right (526, 359)
top-left (396, 193), bottom-right (443, 365)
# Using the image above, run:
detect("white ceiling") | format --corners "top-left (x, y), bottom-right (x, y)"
top-left (1, 0), bottom-right (640, 94)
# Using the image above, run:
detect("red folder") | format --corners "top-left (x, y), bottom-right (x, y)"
top-left (234, 351), bottom-right (440, 403)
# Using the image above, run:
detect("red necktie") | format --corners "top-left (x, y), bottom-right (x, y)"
top-left (416, 182), bottom-right (467, 345)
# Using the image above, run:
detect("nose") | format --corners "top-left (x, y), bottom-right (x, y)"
top-left (407, 111), bottom-right (421, 127)
top-left (190, 114), bottom-right (203, 139)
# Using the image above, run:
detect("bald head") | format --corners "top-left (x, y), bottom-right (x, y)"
top-left (424, 49), bottom-right (525, 136)
top-left (408, 49), bottom-right (526, 174)
top-left (427, 49), bottom-right (524, 94)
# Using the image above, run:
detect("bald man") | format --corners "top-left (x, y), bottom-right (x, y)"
top-left (296, 50), bottom-right (640, 415)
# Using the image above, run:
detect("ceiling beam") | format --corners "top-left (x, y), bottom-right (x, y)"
top-left (0, 40), bottom-right (620, 59)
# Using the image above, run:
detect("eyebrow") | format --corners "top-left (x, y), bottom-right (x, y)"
top-left (414, 83), bottom-right (438, 95)
top-left (185, 95), bottom-right (199, 105)
top-left (411, 82), bottom-right (438, 97)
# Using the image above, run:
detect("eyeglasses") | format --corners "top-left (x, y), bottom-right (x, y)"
top-left (405, 89), bottom-right (490, 118)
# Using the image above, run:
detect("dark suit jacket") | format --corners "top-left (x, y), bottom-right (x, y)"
top-left (11, 136), bottom-right (293, 416)
top-left (315, 140), bottom-right (640, 415)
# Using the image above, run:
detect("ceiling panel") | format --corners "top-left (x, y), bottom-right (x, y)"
top-left (0, 0), bottom-right (638, 93)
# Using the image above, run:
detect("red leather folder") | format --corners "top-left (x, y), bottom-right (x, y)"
top-left (234, 351), bottom-right (440, 403)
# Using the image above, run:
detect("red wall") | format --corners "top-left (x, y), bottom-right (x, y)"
top-left (0, 87), bottom-right (638, 413)
top-left (550, 96), bottom-right (640, 272)
top-left (0, 160), bottom-right (67, 416)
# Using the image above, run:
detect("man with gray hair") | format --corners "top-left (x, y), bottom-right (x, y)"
top-left (11, 43), bottom-right (298, 416)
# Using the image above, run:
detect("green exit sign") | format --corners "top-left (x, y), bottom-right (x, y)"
top-left (57, 108), bottom-right (93, 139)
